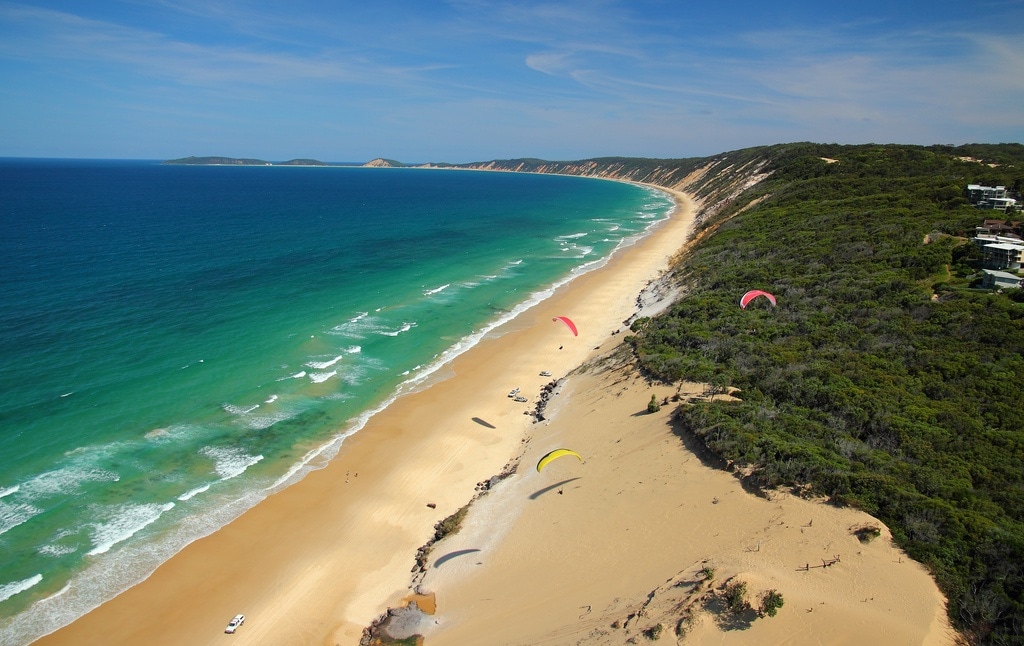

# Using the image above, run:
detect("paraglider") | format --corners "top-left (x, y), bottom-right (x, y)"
top-left (552, 316), bottom-right (578, 336)
top-left (536, 448), bottom-right (583, 472)
top-left (740, 290), bottom-right (776, 309)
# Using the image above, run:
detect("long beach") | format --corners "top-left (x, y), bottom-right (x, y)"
top-left (34, 184), bottom-right (953, 645)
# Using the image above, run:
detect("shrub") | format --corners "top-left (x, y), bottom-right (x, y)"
top-left (759, 589), bottom-right (784, 617)
top-left (723, 580), bottom-right (750, 614)
top-left (643, 623), bottom-right (664, 640)
top-left (853, 524), bottom-right (882, 543)
top-left (648, 394), bottom-right (662, 413)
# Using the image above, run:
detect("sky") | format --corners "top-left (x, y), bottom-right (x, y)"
top-left (0, 0), bottom-right (1022, 162)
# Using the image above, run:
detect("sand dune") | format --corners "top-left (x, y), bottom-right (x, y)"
top-left (414, 362), bottom-right (954, 645)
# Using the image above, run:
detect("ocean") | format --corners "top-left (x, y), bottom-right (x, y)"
top-left (0, 159), bottom-right (673, 643)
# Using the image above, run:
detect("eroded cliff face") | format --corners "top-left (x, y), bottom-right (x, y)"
top-left (427, 154), bottom-right (774, 231)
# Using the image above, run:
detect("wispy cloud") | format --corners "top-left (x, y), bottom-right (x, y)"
top-left (0, 0), bottom-right (1021, 159)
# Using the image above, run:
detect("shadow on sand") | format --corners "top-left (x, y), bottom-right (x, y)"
top-left (471, 416), bottom-right (497, 429)
top-left (434, 548), bottom-right (482, 568)
top-left (529, 477), bottom-right (581, 500)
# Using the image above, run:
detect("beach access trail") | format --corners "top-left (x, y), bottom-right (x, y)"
top-left (34, 184), bottom-right (953, 646)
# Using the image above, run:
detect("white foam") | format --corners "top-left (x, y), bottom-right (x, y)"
top-left (0, 500), bottom-right (43, 536)
top-left (380, 322), bottom-right (415, 337)
top-left (278, 370), bottom-right (307, 381)
top-left (38, 543), bottom-right (77, 557)
top-left (556, 232), bottom-right (588, 240)
top-left (177, 484), bottom-right (211, 501)
top-left (346, 345), bottom-right (361, 354)
top-left (306, 354), bottom-right (345, 370)
top-left (199, 446), bottom-right (264, 481)
top-left (222, 403), bottom-right (259, 416)
top-left (329, 312), bottom-right (382, 339)
top-left (309, 370), bottom-right (337, 383)
top-left (86, 502), bottom-right (175, 556)
top-left (264, 394), bottom-right (278, 404)
top-left (43, 582), bottom-right (72, 601)
top-left (0, 574), bottom-right (43, 604)
top-left (245, 408), bottom-right (296, 430)
top-left (20, 465), bottom-right (119, 501)
top-left (0, 485), bottom-right (18, 499)
top-left (423, 283), bottom-right (450, 296)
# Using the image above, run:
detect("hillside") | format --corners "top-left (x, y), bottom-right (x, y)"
top-left (439, 143), bottom-right (1024, 644)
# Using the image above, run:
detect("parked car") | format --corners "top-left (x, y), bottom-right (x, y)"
top-left (225, 614), bottom-right (245, 634)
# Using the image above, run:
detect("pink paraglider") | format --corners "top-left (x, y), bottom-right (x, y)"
top-left (740, 290), bottom-right (777, 309)
top-left (552, 316), bottom-right (578, 336)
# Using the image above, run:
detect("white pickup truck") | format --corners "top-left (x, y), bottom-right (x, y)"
top-left (225, 614), bottom-right (245, 634)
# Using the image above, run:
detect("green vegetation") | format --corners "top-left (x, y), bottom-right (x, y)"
top-left (648, 394), bottom-right (662, 413)
top-left (433, 505), bottom-right (469, 542)
top-left (853, 524), bottom-right (883, 543)
top-left (625, 142), bottom-right (1024, 644)
top-left (700, 565), bottom-right (716, 582)
top-left (723, 579), bottom-right (751, 615)
top-left (759, 589), bottom-right (784, 618)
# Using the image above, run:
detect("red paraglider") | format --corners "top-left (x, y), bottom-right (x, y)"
top-left (740, 290), bottom-right (777, 309)
top-left (552, 316), bottom-right (578, 336)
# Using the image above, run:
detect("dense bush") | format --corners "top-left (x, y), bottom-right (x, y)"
top-left (630, 143), bottom-right (1024, 643)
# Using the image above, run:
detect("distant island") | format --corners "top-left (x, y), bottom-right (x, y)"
top-left (161, 156), bottom-right (419, 168)
top-left (163, 156), bottom-right (333, 166)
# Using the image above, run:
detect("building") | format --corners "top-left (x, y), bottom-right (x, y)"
top-left (976, 219), bottom-right (1023, 237)
top-left (981, 242), bottom-right (1024, 270)
top-left (967, 184), bottom-right (1018, 212)
top-left (981, 268), bottom-right (1024, 290)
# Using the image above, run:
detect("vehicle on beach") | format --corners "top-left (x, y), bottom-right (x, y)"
top-left (514, 395), bottom-right (528, 403)
top-left (539, 371), bottom-right (552, 377)
top-left (225, 614), bottom-right (245, 634)
top-left (508, 388), bottom-right (520, 397)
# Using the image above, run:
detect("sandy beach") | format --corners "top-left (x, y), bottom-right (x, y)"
top-left (34, 184), bottom-right (955, 646)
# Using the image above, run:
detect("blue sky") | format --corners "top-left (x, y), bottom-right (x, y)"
top-left (1, 0), bottom-right (1022, 162)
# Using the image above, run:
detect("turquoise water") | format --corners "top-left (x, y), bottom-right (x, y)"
top-left (0, 159), bottom-right (673, 643)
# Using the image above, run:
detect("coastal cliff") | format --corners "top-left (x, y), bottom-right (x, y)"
top-left (421, 150), bottom-right (776, 232)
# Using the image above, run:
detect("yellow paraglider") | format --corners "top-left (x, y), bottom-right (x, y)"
top-left (536, 448), bottom-right (583, 473)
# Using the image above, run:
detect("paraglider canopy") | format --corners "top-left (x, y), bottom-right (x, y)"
top-left (552, 316), bottom-right (578, 336)
top-left (537, 448), bottom-right (583, 472)
top-left (740, 290), bottom-right (776, 309)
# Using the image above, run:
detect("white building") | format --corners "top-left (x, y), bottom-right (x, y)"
top-left (968, 184), bottom-right (1018, 212)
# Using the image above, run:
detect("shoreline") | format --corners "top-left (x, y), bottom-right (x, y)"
top-left (30, 178), bottom-right (955, 646)
top-left (32, 182), bottom-right (697, 645)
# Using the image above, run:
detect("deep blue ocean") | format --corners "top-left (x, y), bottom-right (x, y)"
top-left (0, 159), bottom-right (673, 643)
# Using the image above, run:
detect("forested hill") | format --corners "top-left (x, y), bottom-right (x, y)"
top-left (449, 143), bottom-right (1024, 643)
